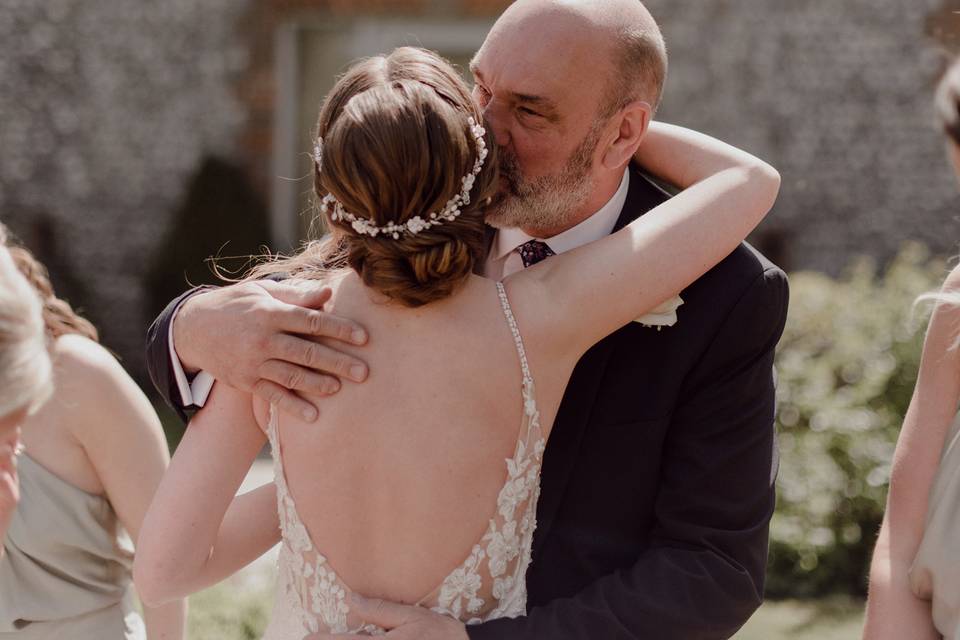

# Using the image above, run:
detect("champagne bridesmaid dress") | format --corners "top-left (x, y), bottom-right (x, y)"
top-left (0, 454), bottom-right (145, 639)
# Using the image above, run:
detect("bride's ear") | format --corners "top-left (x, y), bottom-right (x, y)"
top-left (601, 101), bottom-right (652, 170)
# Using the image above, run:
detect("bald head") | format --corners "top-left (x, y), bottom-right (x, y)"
top-left (492, 0), bottom-right (667, 114)
top-left (502, 0), bottom-right (658, 35)
top-left (471, 0), bottom-right (667, 236)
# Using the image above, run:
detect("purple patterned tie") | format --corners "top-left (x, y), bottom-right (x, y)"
top-left (517, 240), bottom-right (555, 268)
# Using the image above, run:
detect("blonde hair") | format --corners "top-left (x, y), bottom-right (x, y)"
top-left (0, 229), bottom-right (52, 418)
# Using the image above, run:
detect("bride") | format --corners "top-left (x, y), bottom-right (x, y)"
top-left (134, 46), bottom-right (780, 637)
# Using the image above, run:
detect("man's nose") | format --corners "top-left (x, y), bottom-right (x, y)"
top-left (482, 101), bottom-right (511, 148)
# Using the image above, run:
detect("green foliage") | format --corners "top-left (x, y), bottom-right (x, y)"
top-left (188, 578), bottom-right (272, 640)
top-left (767, 244), bottom-right (949, 598)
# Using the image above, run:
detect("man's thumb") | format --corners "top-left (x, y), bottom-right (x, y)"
top-left (259, 280), bottom-right (333, 309)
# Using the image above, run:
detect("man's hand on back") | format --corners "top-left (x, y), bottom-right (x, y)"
top-left (172, 279), bottom-right (369, 421)
top-left (304, 594), bottom-right (469, 640)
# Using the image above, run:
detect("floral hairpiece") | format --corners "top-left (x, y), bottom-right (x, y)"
top-left (313, 117), bottom-right (488, 240)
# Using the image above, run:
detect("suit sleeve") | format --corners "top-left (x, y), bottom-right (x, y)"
top-left (468, 267), bottom-right (790, 640)
top-left (145, 286), bottom-right (213, 424)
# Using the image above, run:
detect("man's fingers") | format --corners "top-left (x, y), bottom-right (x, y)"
top-left (259, 360), bottom-right (341, 396)
top-left (258, 280), bottom-right (333, 310)
top-left (279, 305), bottom-right (368, 346)
top-left (252, 379), bottom-right (320, 423)
top-left (256, 279), bottom-right (368, 344)
top-left (271, 335), bottom-right (368, 383)
top-left (349, 594), bottom-right (423, 629)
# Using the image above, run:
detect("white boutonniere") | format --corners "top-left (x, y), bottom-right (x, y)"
top-left (634, 295), bottom-right (684, 330)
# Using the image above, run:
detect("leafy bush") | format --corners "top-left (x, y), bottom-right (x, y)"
top-left (767, 244), bottom-right (949, 598)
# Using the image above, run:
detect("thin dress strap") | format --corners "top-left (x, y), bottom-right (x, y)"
top-left (496, 281), bottom-right (533, 388)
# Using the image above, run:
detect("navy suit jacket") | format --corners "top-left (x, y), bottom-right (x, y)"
top-left (146, 168), bottom-right (789, 639)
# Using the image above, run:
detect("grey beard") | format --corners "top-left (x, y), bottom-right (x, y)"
top-left (484, 169), bottom-right (594, 233)
top-left (484, 121), bottom-right (603, 234)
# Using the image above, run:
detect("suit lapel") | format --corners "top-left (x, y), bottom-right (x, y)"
top-left (532, 167), bottom-right (672, 554)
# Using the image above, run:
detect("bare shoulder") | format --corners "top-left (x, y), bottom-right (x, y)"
top-left (943, 263), bottom-right (960, 293)
top-left (53, 334), bottom-right (162, 438)
top-left (52, 334), bottom-right (135, 395)
top-left (917, 266), bottom-right (960, 364)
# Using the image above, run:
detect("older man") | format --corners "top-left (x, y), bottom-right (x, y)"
top-left (146, 1), bottom-right (788, 638)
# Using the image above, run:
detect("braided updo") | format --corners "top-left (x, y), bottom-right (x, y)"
top-left (252, 47), bottom-right (498, 307)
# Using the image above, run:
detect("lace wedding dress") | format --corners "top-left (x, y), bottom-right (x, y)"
top-left (261, 282), bottom-right (546, 638)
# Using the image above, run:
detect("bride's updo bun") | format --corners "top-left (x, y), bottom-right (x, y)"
top-left (308, 47), bottom-right (498, 307)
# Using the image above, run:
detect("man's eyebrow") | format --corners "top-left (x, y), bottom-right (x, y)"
top-left (512, 93), bottom-right (553, 107)
top-left (469, 66), bottom-right (560, 118)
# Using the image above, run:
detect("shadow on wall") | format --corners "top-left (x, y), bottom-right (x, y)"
top-left (16, 214), bottom-right (100, 338)
top-left (145, 156), bottom-right (272, 324)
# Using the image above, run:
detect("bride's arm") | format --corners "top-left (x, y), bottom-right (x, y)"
top-left (507, 122), bottom-right (779, 361)
top-left (134, 384), bottom-right (281, 606)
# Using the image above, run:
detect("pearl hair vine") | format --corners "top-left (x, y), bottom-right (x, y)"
top-left (313, 117), bottom-right (488, 240)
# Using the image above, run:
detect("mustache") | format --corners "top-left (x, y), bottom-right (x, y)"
top-left (498, 151), bottom-right (524, 197)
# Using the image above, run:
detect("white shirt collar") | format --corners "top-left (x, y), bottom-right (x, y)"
top-left (491, 167), bottom-right (631, 261)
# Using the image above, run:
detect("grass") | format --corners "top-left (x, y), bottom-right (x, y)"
top-left (734, 597), bottom-right (865, 640)
top-left (186, 568), bottom-right (866, 640)
top-left (189, 586), bottom-right (272, 640)
top-left (187, 572), bottom-right (274, 640)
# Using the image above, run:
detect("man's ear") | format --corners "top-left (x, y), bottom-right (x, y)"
top-left (601, 101), bottom-right (652, 170)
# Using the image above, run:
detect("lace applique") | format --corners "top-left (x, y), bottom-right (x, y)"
top-left (262, 281), bottom-right (544, 638)
top-left (266, 413), bottom-right (386, 637)
top-left (436, 543), bottom-right (486, 619)
top-left (425, 283), bottom-right (544, 625)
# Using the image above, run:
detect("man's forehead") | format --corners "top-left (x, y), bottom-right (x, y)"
top-left (471, 40), bottom-right (591, 102)
top-left (473, 12), bottom-right (611, 94)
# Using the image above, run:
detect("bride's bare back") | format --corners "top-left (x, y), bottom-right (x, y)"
top-left (262, 271), bottom-right (571, 606)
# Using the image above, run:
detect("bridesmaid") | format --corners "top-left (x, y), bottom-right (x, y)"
top-left (864, 58), bottom-right (960, 640)
top-left (0, 226), bottom-right (186, 640)
top-left (0, 239), bottom-right (51, 557)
